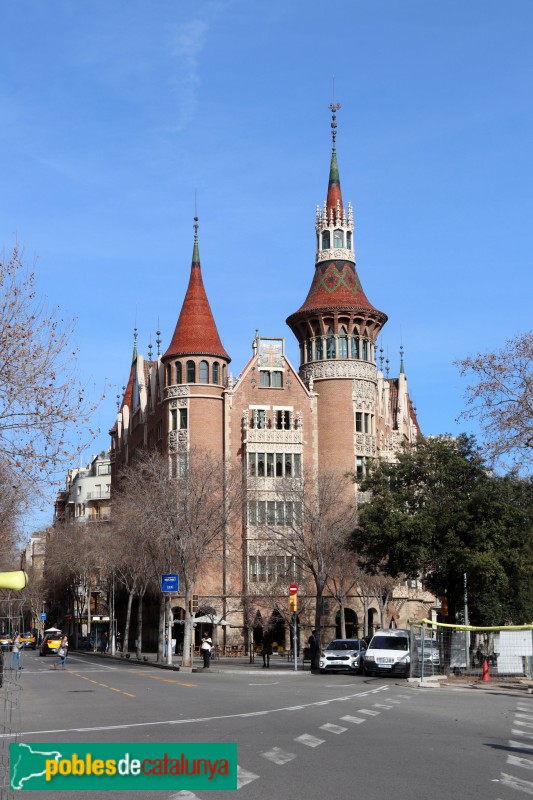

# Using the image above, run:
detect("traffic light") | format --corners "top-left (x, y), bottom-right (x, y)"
top-left (189, 595), bottom-right (199, 613)
top-left (289, 594), bottom-right (297, 613)
top-left (441, 596), bottom-right (449, 617)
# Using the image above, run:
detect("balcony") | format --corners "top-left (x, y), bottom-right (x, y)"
top-left (85, 489), bottom-right (111, 501)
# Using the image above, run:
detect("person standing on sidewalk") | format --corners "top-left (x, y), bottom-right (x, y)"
top-left (308, 630), bottom-right (319, 670)
top-left (9, 632), bottom-right (22, 670)
top-left (201, 635), bottom-right (212, 669)
top-left (261, 632), bottom-right (273, 669)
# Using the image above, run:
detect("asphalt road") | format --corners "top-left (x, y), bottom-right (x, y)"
top-left (3, 650), bottom-right (533, 799)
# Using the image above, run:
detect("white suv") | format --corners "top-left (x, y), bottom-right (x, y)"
top-left (363, 629), bottom-right (411, 677)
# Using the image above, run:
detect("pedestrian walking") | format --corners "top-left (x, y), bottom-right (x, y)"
top-left (9, 632), bottom-right (22, 670)
top-left (55, 635), bottom-right (68, 670)
top-left (308, 629), bottom-right (319, 670)
top-left (201, 635), bottom-right (212, 669)
top-left (261, 632), bottom-right (273, 668)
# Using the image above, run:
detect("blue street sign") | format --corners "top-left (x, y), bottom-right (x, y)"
top-left (161, 574), bottom-right (179, 593)
top-left (40, 612), bottom-right (47, 621)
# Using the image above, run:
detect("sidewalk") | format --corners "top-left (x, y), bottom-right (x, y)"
top-left (74, 649), bottom-right (312, 675)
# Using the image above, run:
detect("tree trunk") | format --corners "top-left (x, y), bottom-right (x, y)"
top-left (123, 589), bottom-right (134, 655)
top-left (136, 593), bottom-right (144, 659)
top-left (339, 599), bottom-right (347, 639)
top-left (157, 596), bottom-right (166, 663)
top-left (182, 593), bottom-right (193, 667)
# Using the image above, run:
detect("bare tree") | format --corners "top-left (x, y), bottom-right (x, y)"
top-left (0, 246), bottom-right (101, 494)
top-left (456, 331), bottom-right (533, 469)
top-left (368, 572), bottom-right (398, 630)
top-left (257, 468), bottom-right (358, 651)
top-left (326, 543), bottom-right (361, 639)
top-left (112, 448), bottom-right (240, 668)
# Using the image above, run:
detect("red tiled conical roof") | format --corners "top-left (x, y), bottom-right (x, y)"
top-left (163, 226), bottom-right (230, 361)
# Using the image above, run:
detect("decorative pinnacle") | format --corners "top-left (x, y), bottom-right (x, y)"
top-left (329, 102), bottom-right (341, 149)
top-left (156, 326), bottom-right (161, 357)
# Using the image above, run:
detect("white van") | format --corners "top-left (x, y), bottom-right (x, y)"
top-left (363, 629), bottom-right (411, 677)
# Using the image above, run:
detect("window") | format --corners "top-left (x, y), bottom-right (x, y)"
top-left (351, 336), bottom-right (360, 359)
top-left (355, 412), bottom-right (363, 433)
top-left (338, 326), bottom-right (348, 358)
top-left (254, 409), bottom-right (266, 429)
top-left (247, 451), bottom-right (303, 479)
top-left (200, 360), bottom-right (209, 384)
top-left (326, 327), bottom-right (336, 359)
top-left (166, 364), bottom-right (172, 385)
top-left (179, 408), bottom-right (188, 429)
top-left (178, 453), bottom-right (188, 476)
top-left (260, 371), bottom-right (270, 387)
top-left (248, 501), bottom-right (257, 526)
top-left (322, 230), bottom-right (330, 249)
top-left (275, 410), bottom-right (291, 430)
top-left (176, 362), bottom-right (182, 384)
top-left (186, 360), bottom-right (196, 383)
top-left (356, 456), bottom-right (364, 479)
top-left (306, 340), bottom-right (313, 362)
top-left (361, 340), bottom-right (368, 360)
top-left (364, 413), bottom-right (370, 434)
top-left (248, 453), bottom-right (256, 477)
top-left (212, 362), bottom-right (220, 384)
top-left (267, 501), bottom-right (276, 525)
top-left (156, 421), bottom-right (163, 442)
top-left (171, 409), bottom-right (178, 431)
top-left (271, 371), bottom-right (282, 388)
top-left (347, 231), bottom-right (352, 249)
top-left (315, 337), bottom-right (323, 360)
top-left (334, 229), bottom-right (343, 247)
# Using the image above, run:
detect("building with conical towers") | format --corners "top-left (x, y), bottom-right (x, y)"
top-left (109, 107), bottom-right (432, 654)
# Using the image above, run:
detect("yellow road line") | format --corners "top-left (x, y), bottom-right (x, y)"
top-left (71, 673), bottom-right (136, 698)
top-left (133, 672), bottom-right (196, 688)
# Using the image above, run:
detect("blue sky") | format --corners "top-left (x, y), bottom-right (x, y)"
top-left (1, 1), bottom-right (532, 520)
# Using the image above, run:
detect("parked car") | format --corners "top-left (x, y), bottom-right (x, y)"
top-left (0, 633), bottom-right (12, 651)
top-left (363, 629), bottom-right (411, 677)
top-left (415, 638), bottom-right (440, 666)
top-left (20, 631), bottom-right (37, 650)
top-left (319, 638), bottom-right (367, 674)
top-left (40, 631), bottom-right (63, 656)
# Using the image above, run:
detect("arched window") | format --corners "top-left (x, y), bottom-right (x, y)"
top-left (200, 360), bottom-right (209, 384)
top-left (322, 230), bottom-right (330, 249)
top-left (306, 340), bottom-right (313, 362)
top-left (362, 339), bottom-right (368, 360)
top-left (176, 362), bottom-right (182, 384)
top-left (166, 364), bottom-right (171, 386)
top-left (326, 327), bottom-right (336, 359)
top-left (315, 337), bottom-right (323, 360)
top-left (351, 336), bottom-right (360, 359)
top-left (212, 362), bottom-right (220, 384)
top-left (186, 360), bottom-right (196, 383)
top-left (334, 229), bottom-right (343, 247)
top-left (338, 326), bottom-right (348, 358)
top-left (346, 231), bottom-right (352, 249)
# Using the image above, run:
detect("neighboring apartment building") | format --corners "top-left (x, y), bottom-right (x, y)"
top-left (54, 452), bottom-right (112, 524)
top-left (109, 109), bottom-right (435, 647)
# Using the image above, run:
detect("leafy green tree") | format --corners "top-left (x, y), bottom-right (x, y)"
top-left (350, 434), bottom-right (533, 625)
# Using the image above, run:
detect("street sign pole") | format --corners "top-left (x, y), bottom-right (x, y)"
top-left (161, 574), bottom-right (179, 666)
